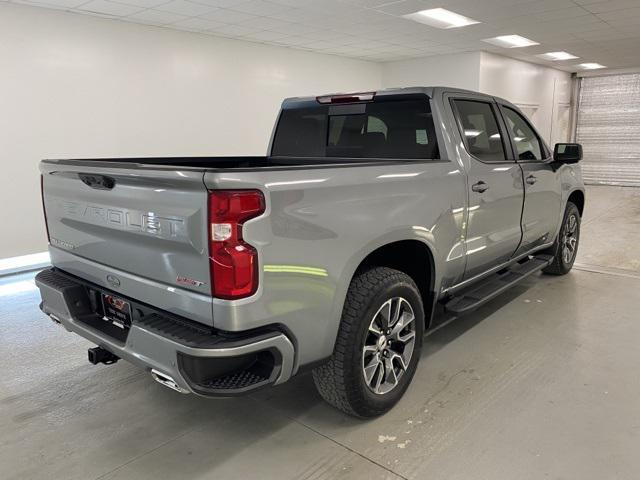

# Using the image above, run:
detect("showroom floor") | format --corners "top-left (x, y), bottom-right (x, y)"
top-left (1, 185), bottom-right (639, 480)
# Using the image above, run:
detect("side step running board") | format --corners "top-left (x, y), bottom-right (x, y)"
top-left (444, 254), bottom-right (553, 315)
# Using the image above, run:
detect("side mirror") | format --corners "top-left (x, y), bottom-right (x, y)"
top-left (553, 143), bottom-right (582, 163)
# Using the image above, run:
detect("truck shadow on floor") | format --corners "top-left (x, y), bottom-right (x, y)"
top-left (248, 279), bottom-right (537, 420)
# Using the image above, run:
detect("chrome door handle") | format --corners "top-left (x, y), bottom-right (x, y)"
top-left (526, 175), bottom-right (537, 185)
top-left (471, 181), bottom-right (488, 193)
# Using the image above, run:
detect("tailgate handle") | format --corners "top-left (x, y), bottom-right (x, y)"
top-left (79, 173), bottom-right (116, 190)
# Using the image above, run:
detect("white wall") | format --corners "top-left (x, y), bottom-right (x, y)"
top-left (382, 52), bottom-right (482, 91)
top-left (0, 3), bottom-right (381, 259)
top-left (479, 52), bottom-right (572, 145)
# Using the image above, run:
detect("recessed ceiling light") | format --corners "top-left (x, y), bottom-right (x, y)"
top-left (579, 62), bottom-right (606, 70)
top-left (537, 51), bottom-right (579, 61)
top-left (483, 35), bottom-right (539, 48)
top-left (403, 8), bottom-right (480, 29)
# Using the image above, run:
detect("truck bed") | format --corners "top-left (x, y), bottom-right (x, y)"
top-left (43, 156), bottom-right (416, 171)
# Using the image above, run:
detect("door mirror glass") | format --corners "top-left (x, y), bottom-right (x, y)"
top-left (553, 143), bottom-right (582, 163)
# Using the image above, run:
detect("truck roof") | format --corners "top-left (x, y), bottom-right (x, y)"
top-left (281, 86), bottom-right (509, 108)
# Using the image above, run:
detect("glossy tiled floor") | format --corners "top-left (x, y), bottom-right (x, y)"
top-left (1, 186), bottom-right (639, 480)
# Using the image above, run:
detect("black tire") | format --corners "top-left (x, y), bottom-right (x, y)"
top-left (542, 201), bottom-right (581, 275)
top-left (312, 267), bottom-right (424, 417)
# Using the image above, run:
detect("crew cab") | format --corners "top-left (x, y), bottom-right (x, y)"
top-left (36, 87), bottom-right (585, 417)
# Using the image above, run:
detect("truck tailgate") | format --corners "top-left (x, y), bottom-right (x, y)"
top-left (40, 161), bottom-right (212, 314)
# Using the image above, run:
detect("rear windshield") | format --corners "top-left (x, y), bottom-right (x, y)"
top-left (271, 99), bottom-right (439, 159)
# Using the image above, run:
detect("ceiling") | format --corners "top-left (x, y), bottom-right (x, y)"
top-left (6, 0), bottom-right (640, 71)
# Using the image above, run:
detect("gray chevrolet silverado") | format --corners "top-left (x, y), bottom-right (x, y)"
top-left (36, 87), bottom-right (585, 417)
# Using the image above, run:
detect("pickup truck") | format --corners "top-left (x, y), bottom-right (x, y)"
top-left (36, 87), bottom-right (585, 417)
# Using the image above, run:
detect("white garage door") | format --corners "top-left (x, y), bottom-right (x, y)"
top-left (576, 73), bottom-right (640, 187)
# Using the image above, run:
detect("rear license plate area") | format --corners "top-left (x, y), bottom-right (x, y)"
top-left (101, 294), bottom-right (132, 330)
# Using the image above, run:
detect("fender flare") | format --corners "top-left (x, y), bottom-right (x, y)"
top-left (321, 228), bottom-right (439, 356)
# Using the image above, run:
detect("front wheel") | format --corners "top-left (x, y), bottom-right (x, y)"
top-left (312, 267), bottom-right (424, 417)
top-left (542, 201), bottom-right (581, 275)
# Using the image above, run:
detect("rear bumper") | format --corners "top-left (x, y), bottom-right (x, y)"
top-left (35, 268), bottom-right (295, 396)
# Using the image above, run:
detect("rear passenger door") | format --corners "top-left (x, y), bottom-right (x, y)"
top-left (448, 96), bottom-right (525, 280)
top-left (497, 102), bottom-right (563, 254)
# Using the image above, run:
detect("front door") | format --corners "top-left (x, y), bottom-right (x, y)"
top-left (449, 96), bottom-right (525, 280)
top-left (498, 103), bottom-right (563, 254)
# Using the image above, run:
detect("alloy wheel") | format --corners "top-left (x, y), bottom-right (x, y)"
top-left (562, 213), bottom-right (579, 265)
top-left (362, 297), bottom-right (416, 395)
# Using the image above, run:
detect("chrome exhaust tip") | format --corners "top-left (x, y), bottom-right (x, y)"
top-left (150, 369), bottom-right (189, 394)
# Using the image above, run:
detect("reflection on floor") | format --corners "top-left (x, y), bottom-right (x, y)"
top-left (1, 185), bottom-right (640, 480)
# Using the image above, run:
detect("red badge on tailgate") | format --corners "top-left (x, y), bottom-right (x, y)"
top-left (176, 275), bottom-right (205, 287)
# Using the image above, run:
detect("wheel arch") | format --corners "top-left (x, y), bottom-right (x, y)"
top-left (318, 233), bottom-right (440, 368)
top-left (353, 239), bottom-right (437, 329)
top-left (567, 189), bottom-right (585, 216)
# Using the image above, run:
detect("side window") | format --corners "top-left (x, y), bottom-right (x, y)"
top-left (502, 107), bottom-right (543, 161)
top-left (453, 100), bottom-right (506, 162)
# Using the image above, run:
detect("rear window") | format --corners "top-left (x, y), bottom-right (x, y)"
top-left (271, 99), bottom-right (439, 159)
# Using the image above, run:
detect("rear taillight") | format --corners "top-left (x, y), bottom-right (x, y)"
top-left (208, 190), bottom-right (265, 299)
top-left (41, 175), bottom-right (50, 242)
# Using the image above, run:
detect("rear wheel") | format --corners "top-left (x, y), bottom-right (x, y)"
top-left (312, 267), bottom-right (424, 417)
top-left (542, 201), bottom-right (581, 275)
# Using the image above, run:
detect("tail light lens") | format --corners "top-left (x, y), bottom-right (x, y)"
top-left (41, 175), bottom-right (50, 242)
top-left (208, 190), bottom-right (265, 299)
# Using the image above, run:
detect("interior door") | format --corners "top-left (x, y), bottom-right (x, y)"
top-left (497, 102), bottom-right (563, 254)
top-left (449, 96), bottom-right (525, 280)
